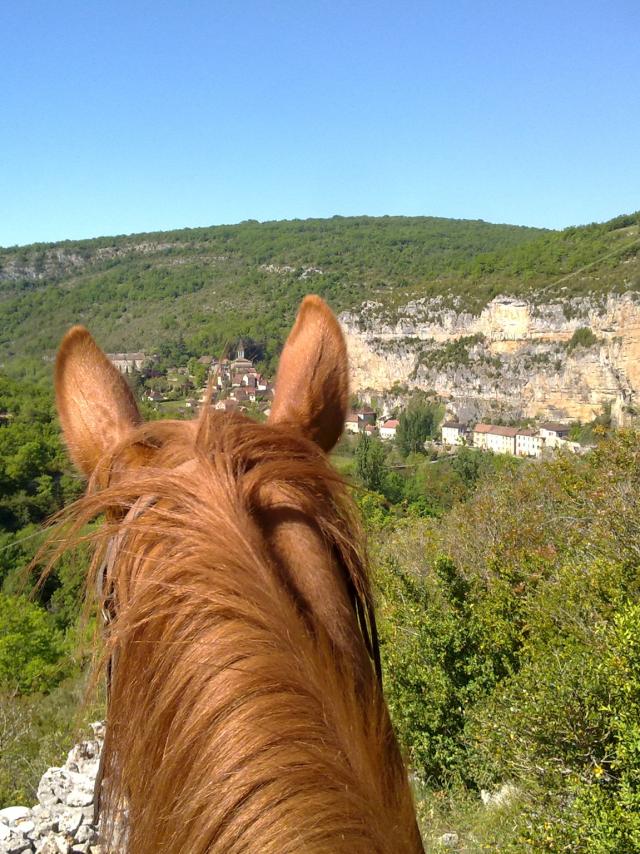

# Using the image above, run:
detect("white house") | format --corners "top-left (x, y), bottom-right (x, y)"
top-left (441, 422), bottom-right (468, 446)
top-left (344, 409), bottom-right (377, 434)
top-left (540, 422), bottom-right (571, 441)
top-left (344, 413), bottom-right (360, 434)
top-left (473, 424), bottom-right (518, 455)
top-left (515, 429), bottom-right (544, 458)
top-left (379, 419), bottom-right (399, 440)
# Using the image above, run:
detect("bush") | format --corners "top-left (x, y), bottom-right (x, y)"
top-left (0, 595), bottom-right (68, 693)
top-left (369, 431), bottom-right (640, 850)
top-left (567, 326), bottom-right (599, 351)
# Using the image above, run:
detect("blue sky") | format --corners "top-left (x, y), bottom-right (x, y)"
top-left (2, 1), bottom-right (639, 246)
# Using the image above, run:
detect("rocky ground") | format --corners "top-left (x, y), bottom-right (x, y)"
top-left (0, 723), bottom-right (104, 854)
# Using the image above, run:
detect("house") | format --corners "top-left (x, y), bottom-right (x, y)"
top-left (540, 422), bottom-right (571, 441)
top-left (515, 429), bottom-right (544, 458)
top-left (107, 352), bottom-right (146, 373)
top-left (363, 423), bottom-right (377, 436)
top-left (441, 421), bottom-right (468, 446)
top-left (357, 408), bottom-right (377, 427)
top-left (380, 419), bottom-right (400, 440)
top-left (473, 424), bottom-right (519, 455)
top-left (344, 409), bottom-right (377, 434)
top-left (344, 413), bottom-right (360, 434)
top-left (214, 399), bottom-right (239, 412)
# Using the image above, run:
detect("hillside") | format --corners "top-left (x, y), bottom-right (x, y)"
top-left (1, 212), bottom-right (639, 421)
top-left (0, 216), bottom-right (546, 367)
top-left (0, 213), bottom-right (635, 371)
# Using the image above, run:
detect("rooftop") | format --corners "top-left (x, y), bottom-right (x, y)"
top-left (541, 422), bottom-right (570, 432)
top-left (474, 423), bottom-right (519, 437)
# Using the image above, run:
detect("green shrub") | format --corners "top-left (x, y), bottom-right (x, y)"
top-left (567, 326), bottom-right (599, 351)
top-left (0, 594), bottom-right (68, 693)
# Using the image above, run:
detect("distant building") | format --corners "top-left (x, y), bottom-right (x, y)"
top-left (107, 352), bottom-right (146, 373)
top-left (231, 341), bottom-right (253, 374)
top-left (540, 422), bottom-right (571, 440)
top-left (214, 399), bottom-right (239, 412)
top-left (515, 429), bottom-right (544, 458)
top-left (473, 423), bottom-right (519, 455)
top-left (441, 421), bottom-right (468, 446)
top-left (345, 413), bottom-right (360, 434)
top-left (344, 409), bottom-right (377, 435)
top-left (380, 419), bottom-right (400, 440)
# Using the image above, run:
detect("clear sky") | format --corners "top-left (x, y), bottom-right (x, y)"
top-left (2, 1), bottom-right (639, 246)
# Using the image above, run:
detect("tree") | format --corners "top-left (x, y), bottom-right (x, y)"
top-left (0, 595), bottom-right (66, 693)
top-left (396, 400), bottom-right (442, 455)
top-left (355, 433), bottom-right (386, 493)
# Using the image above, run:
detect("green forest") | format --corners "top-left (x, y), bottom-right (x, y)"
top-left (1, 212), bottom-right (640, 850)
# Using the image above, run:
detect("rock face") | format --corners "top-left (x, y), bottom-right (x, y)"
top-left (0, 724), bottom-right (105, 854)
top-left (340, 293), bottom-right (640, 424)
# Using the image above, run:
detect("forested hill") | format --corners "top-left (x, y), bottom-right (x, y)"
top-left (0, 212), bottom-right (638, 372)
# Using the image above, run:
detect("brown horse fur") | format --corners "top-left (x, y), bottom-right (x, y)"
top-left (53, 296), bottom-right (424, 853)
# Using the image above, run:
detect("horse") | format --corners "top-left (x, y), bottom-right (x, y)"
top-left (53, 295), bottom-right (424, 853)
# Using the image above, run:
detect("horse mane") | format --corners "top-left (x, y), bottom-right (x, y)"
top-left (55, 407), bottom-right (422, 853)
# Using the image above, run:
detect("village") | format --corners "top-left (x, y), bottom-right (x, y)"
top-left (344, 408), bottom-right (580, 457)
top-left (107, 348), bottom-right (583, 459)
top-left (107, 344), bottom-right (275, 417)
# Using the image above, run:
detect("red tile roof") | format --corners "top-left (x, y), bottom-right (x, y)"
top-left (474, 423), bottom-right (519, 437)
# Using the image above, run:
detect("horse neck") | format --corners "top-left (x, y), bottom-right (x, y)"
top-left (98, 457), bottom-right (422, 853)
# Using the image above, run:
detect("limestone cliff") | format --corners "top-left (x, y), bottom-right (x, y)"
top-left (340, 293), bottom-right (640, 424)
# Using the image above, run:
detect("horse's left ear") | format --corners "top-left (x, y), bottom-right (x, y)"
top-left (55, 326), bottom-right (142, 477)
top-left (269, 295), bottom-right (349, 452)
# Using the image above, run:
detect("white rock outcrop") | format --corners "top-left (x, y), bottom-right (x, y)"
top-left (340, 293), bottom-right (640, 424)
top-left (0, 723), bottom-right (105, 854)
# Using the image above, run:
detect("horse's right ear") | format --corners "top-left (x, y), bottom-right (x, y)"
top-left (55, 326), bottom-right (141, 477)
top-left (269, 296), bottom-right (349, 452)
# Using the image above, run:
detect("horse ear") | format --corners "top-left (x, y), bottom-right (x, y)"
top-left (55, 326), bottom-right (142, 476)
top-left (269, 295), bottom-right (349, 452)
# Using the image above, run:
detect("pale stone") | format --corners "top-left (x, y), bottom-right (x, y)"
top-left (340, 293), bottom-right (640, 425)
top-left (0, 810), bottom-right (31, 827)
